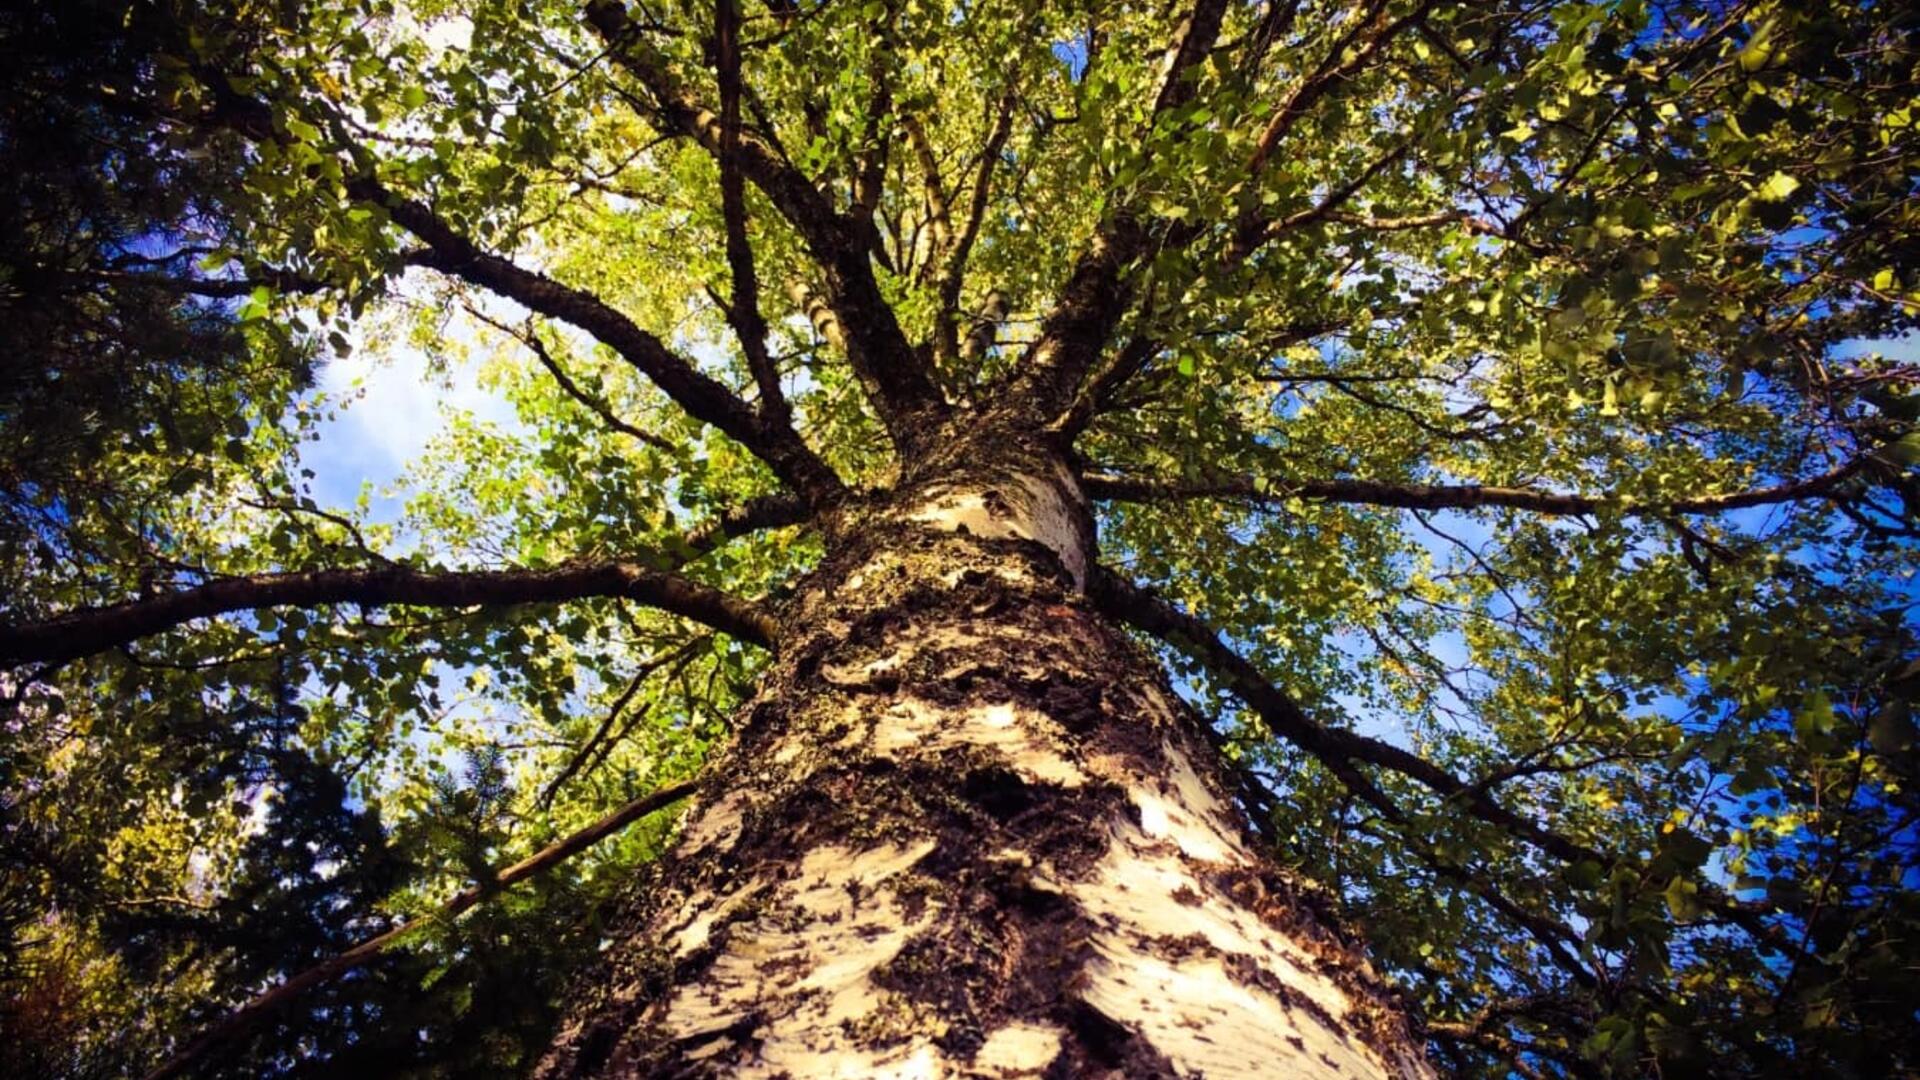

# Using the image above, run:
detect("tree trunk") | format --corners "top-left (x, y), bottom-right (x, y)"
top-left (536, 429), bottom-right (1432, 1079)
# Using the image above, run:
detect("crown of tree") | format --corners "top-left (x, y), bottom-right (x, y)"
top-left (3, 1), bottom-right (1917, 1077)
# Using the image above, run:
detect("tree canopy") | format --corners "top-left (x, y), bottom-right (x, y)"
top-left (2, 0), bottom-right (1917, 1076)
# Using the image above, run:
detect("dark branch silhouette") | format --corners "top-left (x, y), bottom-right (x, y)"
top-left (140, 778), bottom-right (700, 1080)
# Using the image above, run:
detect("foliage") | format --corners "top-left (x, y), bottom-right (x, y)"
top-left (2, 0), bottom-right (1917, 1076)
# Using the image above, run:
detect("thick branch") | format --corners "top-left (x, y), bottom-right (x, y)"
top-left (140, 778), bottom-right (699, 1080)
top-left (1090, 565), bottom-right (1800, 955)
top-left (355, 179), bottom-right (841, 503)
top-left (1006, 0), bottom-right (1231, 424)
top-left (585, 0), bottom-right (949, 453)
top-left (1087, 566), bottom-right (1604, 868)
top-left (903, 115), bottom-right (953, 274)
top-left (0, 560), bottom-right (776, 668)
top-left (714, 0), bottom-right (789, 428)
top-left (1081, 456), bottom-right (1872, 518)
top-left (682, 490), bottom-right (811, 550)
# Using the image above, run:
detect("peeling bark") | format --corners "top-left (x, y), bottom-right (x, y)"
top-left (537, 431), bottom-right (1431, 1078)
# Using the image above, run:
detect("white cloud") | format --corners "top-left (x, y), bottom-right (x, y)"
top-left (299, 315), bottom-right (519, 520)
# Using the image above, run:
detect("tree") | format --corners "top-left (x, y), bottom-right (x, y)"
top-left (3, 0), bottom-right (1918, 1076)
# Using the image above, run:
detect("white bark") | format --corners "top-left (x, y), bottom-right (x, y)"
top-left (539, 463), bottom-right (1431, 1078)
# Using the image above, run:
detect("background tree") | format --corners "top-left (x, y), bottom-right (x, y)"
top-left (2, 0), bottom-right (1917, 1076)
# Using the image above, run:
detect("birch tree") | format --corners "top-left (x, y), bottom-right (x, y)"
top-left (3, 0), bottom-right (1917, 1076)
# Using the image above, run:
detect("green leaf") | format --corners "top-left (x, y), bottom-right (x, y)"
top-left (1565, 861), bottom-right (1606, 891)
top-left (1754, 171), bottom-right (1800, 202)
top-left (1664, 876), bottom-right (1703, 921)
top-left (283, 114), bottom-right (322, 144)
top-left (236, 284), bottom-right (272, 322)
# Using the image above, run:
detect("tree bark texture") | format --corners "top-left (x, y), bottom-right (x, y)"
top-left (536, 429), bottom-right (1432, 1078)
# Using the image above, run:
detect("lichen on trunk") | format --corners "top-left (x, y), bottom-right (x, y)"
top-left (537, 436), bottom-right (1431, 1078)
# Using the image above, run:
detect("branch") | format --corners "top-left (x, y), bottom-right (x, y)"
top-left (1316, 208), bottom-right (1498, 234)
top-left (541, 641), bottom-right (675, 803)
top-left (354, 178), bottom-right (842, 503)
top-left (166, 55), bottom-right (839, 502)
top-left (1089, 565), bottom-right (1803, 955)
top-left (46, 265), bottom-right (336, 297)
top-left (1246, 137), bottom-right (1416, 246)
top-left (1240, 0), bottom-right (1304, 75)
top-left (1007, 0), bottom-right (1231, 424)
top-left (848, 6), bottom-right (897, 228)
top-left (785, 278), bottom-right (848, 354)
top-left (1347, 820), bottom-right (1596, 989)
top-left (903, 115), bottom-right (953, 277)
top-left (539, 635), bottom-right (706, 807)
top-left (682, 490), bottom-right (811, 550)
top-left (465, 307), bottom-right (675, 451)
top-left (1226, 2), bottom-right (1445, 263)
top-left (1081, 455), bottom-right (1873, 518)
top-left (929, 87), bottom-right (1017, 371)
top-left (1063, 317), bottom-right (1344, 433)
top-left (1245, 0), bottom-right (1431, 173)
top-left (0, 560), bottom-right (777, 668)
top-left (713, 0), bottom-right (789, 428)
top-left (140, 778), bottom-right (700, 1080)
top-left (585, 0), bottom-right (949, 453)
top-left (1077, 331), bottom-right (1163, 421)
top-left (1087, 566), bottom-right (1605, 868)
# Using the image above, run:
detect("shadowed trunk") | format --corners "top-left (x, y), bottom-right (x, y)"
top-left (536, 425), bottom-right (1432, 1078)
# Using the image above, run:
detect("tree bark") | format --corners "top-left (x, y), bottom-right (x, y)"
top-left (536, 428), bottom-right (1432, 1078)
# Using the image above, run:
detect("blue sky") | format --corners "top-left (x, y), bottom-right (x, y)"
top-left (298, 301), bottom-right (519, 531)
